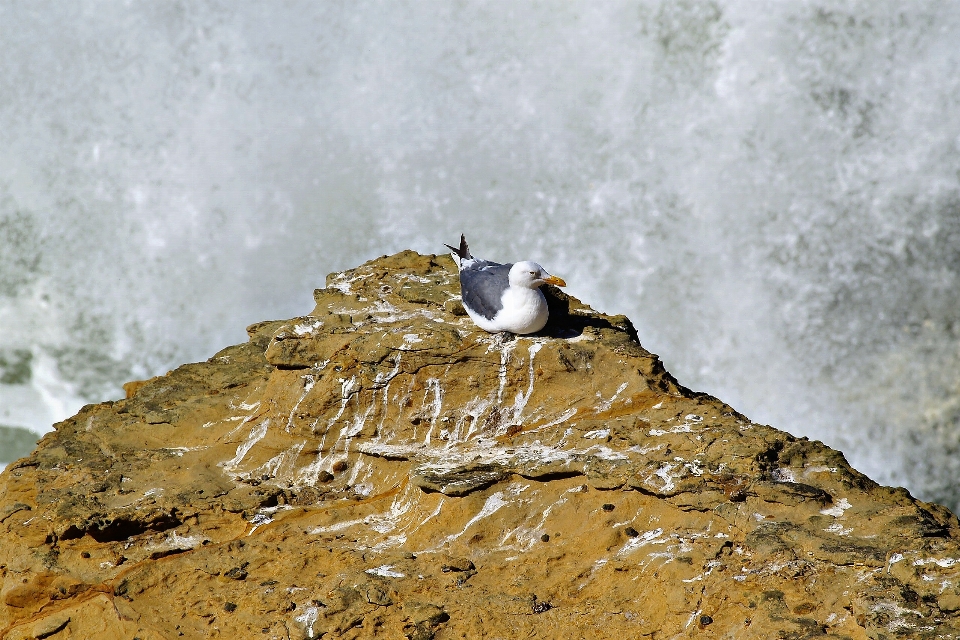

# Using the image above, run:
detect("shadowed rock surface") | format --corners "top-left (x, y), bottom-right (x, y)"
top-left (2, 251), bottom-right (960, 639)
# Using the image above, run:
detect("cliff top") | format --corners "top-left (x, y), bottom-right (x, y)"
top-left (1, 250), bottom-right (959, 639)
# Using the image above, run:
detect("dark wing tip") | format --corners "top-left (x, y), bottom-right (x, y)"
top-left (444, 234), bottom-right (472, 260)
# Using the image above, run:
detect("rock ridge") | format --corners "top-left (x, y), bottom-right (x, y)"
top-left (1, 250), bottom-right (959, 639)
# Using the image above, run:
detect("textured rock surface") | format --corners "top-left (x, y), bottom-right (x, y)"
top-left (2, 250), bottom-right (960, 639)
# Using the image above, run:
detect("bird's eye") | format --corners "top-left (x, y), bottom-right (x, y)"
top-left (529, 271), bottom-right (537, 275)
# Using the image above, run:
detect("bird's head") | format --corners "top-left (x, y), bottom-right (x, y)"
top-left (509, 261), bottom-right (566, 289)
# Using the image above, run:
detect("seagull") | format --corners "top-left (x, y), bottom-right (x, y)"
top-left (445, 234), bottom-right (566, 335)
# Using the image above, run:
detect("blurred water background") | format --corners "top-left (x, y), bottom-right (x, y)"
top-left (1, 1), bottom-right (959, 509)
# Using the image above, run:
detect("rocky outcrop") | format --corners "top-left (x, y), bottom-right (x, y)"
top-left (2, 250), bottom-right (960, 639)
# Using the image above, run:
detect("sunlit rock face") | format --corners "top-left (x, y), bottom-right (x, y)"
top-left (2, 252), bottom-right (960, 639)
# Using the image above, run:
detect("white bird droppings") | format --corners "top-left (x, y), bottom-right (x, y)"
top-left (820, 498), bottom-right (852, 517)
top-left (365, 565), bottom-right (406, 578)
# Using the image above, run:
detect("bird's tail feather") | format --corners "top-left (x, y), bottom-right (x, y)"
top-left (444, 234), bottom-right (472, 260)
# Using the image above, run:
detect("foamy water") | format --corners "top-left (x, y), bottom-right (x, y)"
top-left (1, 2), bottom-right (959, 508)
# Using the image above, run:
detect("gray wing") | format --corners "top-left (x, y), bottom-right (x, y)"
top-left (460, 262), bottom-right (512, 320)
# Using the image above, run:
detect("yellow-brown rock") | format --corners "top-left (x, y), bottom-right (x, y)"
top-left (2, 250), bottom-right (960, 639)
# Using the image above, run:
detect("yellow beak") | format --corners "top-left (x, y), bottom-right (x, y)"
top-left (543, 275), bottom-right (566, 287)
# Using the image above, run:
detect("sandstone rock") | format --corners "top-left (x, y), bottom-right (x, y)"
top-left (2, 250), bottom-right (960, 638)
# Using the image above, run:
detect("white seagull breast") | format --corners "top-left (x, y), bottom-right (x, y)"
top-left (465, 286), bottom-right (549, 335)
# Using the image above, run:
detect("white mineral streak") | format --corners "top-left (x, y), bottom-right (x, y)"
top-left (111, 486), bottom-right (166, 509)
top-left (685, 609), bottom-right (704, 629)
top-left (803, 465), bottom-right (838, 476)
top-left (401, 333), bottom-right (423, 346)
top-left (293, 319), bottom-right (323, 336)
top-left (820, 498), bottom-right (852, 517)
top-left (222, 419), bottom-right (270, 470)
top-left (633, 443), bottom-right (665, 455)
top-left (253, 441), bottom-right (306, 483)
top-left (297, 427), bottom-right (331, 485)
top-left (355, 299), bottom-right (440, 324)
top-left (363, 484), bottom-right (420, 535)
top-left (247, 512), bottom-right (274, 535)
top-left (286, 375), bottom-right (317, 432)
top-left (499, 485), bottom-right (578, 551)
top-left (352, 480), bottom-right (372, 496)
top-left (294, 606), bottom-right (320, 638)
top-left (365, 565), bottom-right (405, 578)
top-left (161, 446), bottom-right (207, 456)
top-left (508, 342), bottom-right (544, 427)
top-left (374, 372), bottom-right (395, 439)
top-left (422, 378), bottom-right (444, 445)
top-left (457, 396), bottom-right (494, 443)
top-left (382, 495), bottom-right (444, 550)
top-left (309, 485), bottom-right (443, 546)
top-left (496, 340), bottom-right (517, 405)
top-left (396, 274), bottom-right (431, 284)
top-left (616, 528), bottom-right (666, 558)
top-left (648, 423), bottom-right (694, 437)
top-left (825, 522), bottom-right (853, 536)
top-left (630, 530), bottom-right (718, 575)
top-left (597, 382), bottom-right (629, 413)
top-left (914, 557), bottom-right (960, 568)
top-left (144, 532), bottom-right (203, 554)
top-left (203, 416), bottom-right (245, 429)
top-left (273, 329), bottom-right (577, 491)
top-left (870, 601), bottom-right (922, 632)
top-left (887, 552), bottom-right (906, 572)
top-left (296, 377), bottom-right (362, 483)
top-left (309, 518), bottom-right (367, 535)
top-left (437, 485), bottom-right (525, 548)
top-left (339, 391), bottom-right (376, 447)
top-left (328, 272), bottom-right (372, 295)
top-left (358, 442), bottom-right (425, 459)
top-left (651, 462), bottom-right (677, 492)
top-left (683, 458), bottom-right (704, 477)
top-left (583, 429), bottom-right (610, 439)
top-left (524, 407), bottom-right (578, 436)
top-left (576, 558), bottom-right (609, 591)
top-left (374, 354), bottom-right (402, 386)
top-left (224, 400), bottom-right (264, 439)
top-left (409, 439), bottom-right (629, 479)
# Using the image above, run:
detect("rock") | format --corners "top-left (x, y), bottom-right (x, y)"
top-left (2, 250), bottom-right (960, 638)
top-left (439, 556), bottom-right (474, 573)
